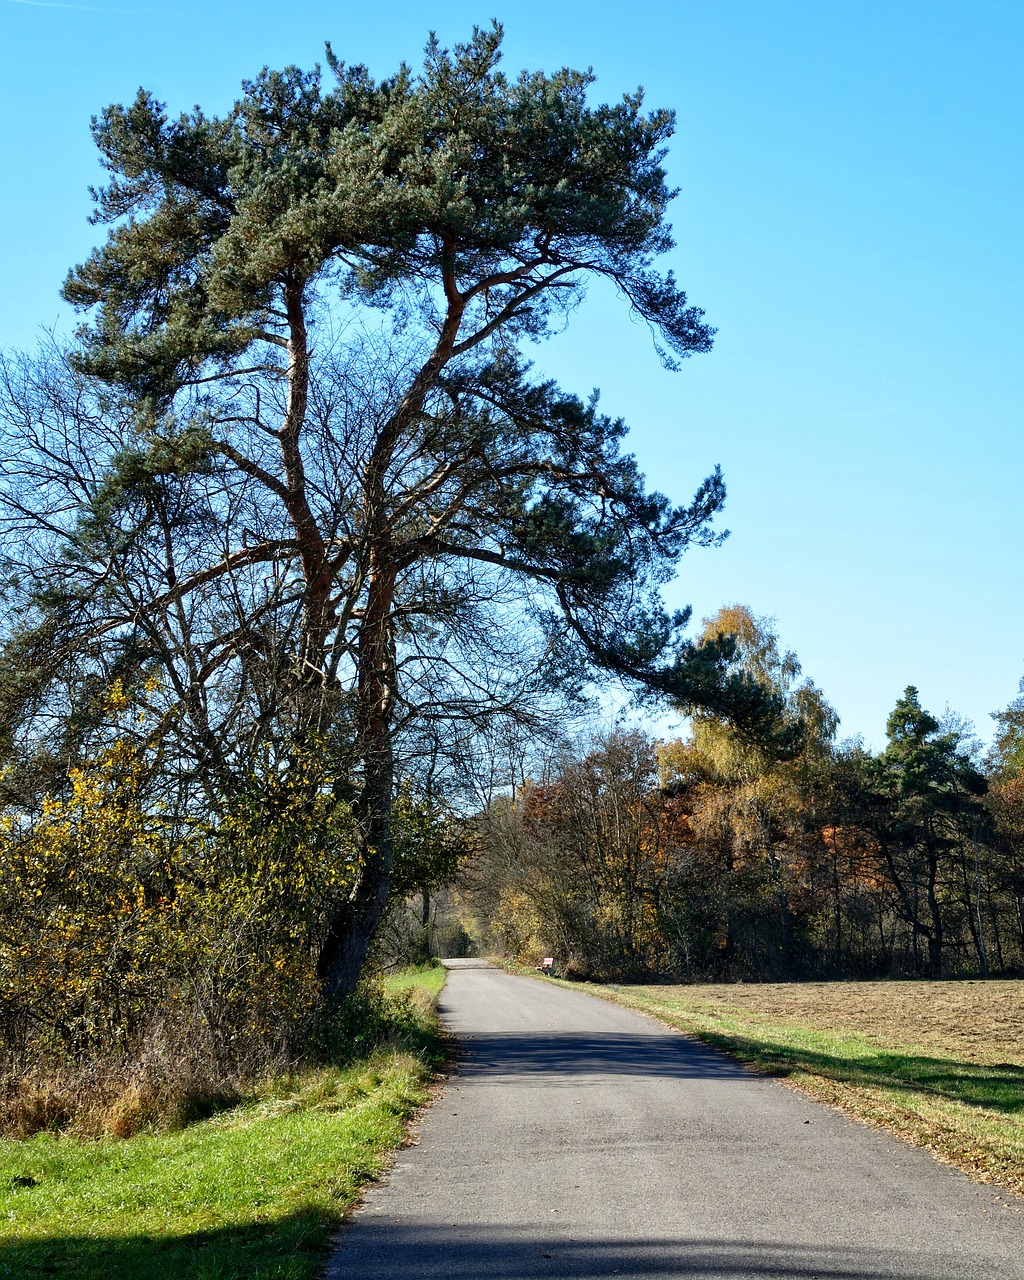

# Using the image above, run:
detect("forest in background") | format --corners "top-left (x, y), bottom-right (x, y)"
top-left (451, 605), bottom-right (1024, 984)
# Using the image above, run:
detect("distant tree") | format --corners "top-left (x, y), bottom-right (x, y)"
top-left (474, 728), bottom-right (686, 978)
top-left (0, 26), bottom-right (782, 998)
top-left (985, 777), bottom-right (1024, 967)
top-left (990, 677), bottom-right (1024, 782)
top-left (861, 687), bottom-right (989, 976)
top-left (984, 678), bottom-right (1024, 967)
top-left (658, 606), bottom-right (836, 977)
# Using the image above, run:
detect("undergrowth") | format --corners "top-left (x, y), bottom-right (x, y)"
top-left (0, 964), bottom-right (446, 1141)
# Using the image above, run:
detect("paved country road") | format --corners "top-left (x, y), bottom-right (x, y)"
top-left (326, 967), bottom-right (1023, 1280)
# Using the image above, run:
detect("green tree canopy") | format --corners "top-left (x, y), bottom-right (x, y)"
top-left (990, 678), bottom-right (1024, 781)
top-left (856, 687), bottom-right (989, 975)
top-left (0, 25), bottom-right (783, 997)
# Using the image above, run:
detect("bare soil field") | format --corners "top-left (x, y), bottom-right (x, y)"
top-left (649, 979), bottom-right (1024, 1066)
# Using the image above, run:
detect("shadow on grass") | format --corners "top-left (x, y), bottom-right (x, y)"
top-left (449, 1012), bottom-right (1022, 1114)
top-left (0, 1210), bottom-right (337, 1280)
top-left (682, 1025), bottom-right (1024, 1114)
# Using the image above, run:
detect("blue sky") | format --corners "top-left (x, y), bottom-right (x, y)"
top-left (1, 0), bottom-right (1021, 750)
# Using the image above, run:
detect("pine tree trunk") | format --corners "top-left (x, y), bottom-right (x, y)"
top-left (926, 851), bottom-right (944, 976)
top-left (317, 770), bottom-right (394, 1000)
top-left (317, 558), bottom-right (397, 1000)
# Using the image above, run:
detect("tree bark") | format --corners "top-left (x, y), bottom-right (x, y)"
top-left (317, 554), bottom-right (398, 1000)
top-left (925, 851), bottom-right (944, 976)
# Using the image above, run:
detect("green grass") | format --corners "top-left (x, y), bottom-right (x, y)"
top-left (381, 959), bottom-right (447, 1004)
top-left (561, 981), bottom-right (1024, 1200)
top-left (0, 971), bottom-right (446, 1280)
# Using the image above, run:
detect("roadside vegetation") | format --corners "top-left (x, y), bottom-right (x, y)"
top-left (0, 965), bottom-right (446, 1280)
top-left (571, 978), bottom-right (1024, 1200)
top-left (0, 21), bottom-right (773, 1204)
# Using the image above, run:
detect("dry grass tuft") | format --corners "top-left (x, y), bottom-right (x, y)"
top-left (0, 1079), bottom-right (75, 1138)
top-left (0, 1059), bottom-right (244, 1139)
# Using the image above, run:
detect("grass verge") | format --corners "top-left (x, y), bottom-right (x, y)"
top-left (0, 964), bottom-right (447, 1280)
top-left (558, 979), bottom-right (1024, 1203)
top-left (381, 960), bottom-right (448, 1006)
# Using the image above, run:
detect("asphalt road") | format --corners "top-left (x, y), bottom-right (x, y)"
top-left (326, 967), bottom-right (1023, 1280)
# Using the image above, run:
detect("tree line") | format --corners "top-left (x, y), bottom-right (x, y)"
top-left (466, 606), bottom-right (1024, 982)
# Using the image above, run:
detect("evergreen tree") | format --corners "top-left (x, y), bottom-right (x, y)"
top-left (0, 26), bottom-right (781, 997)
top-left (866, 687), bottom-right (988, 975)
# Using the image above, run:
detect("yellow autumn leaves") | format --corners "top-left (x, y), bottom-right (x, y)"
top-left (0, 698), bottom-right (359, 1064)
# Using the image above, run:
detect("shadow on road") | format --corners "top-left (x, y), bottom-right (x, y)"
top-left (451, 1030), bottom-right (759, 1082)
top-left (329, 1223), bottom-right (974, 1279)
top-left (1, 1220), bottom-right (978, 1280)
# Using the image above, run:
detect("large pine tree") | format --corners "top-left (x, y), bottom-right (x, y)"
top-left (1, 25), bottom-right (781, 996)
